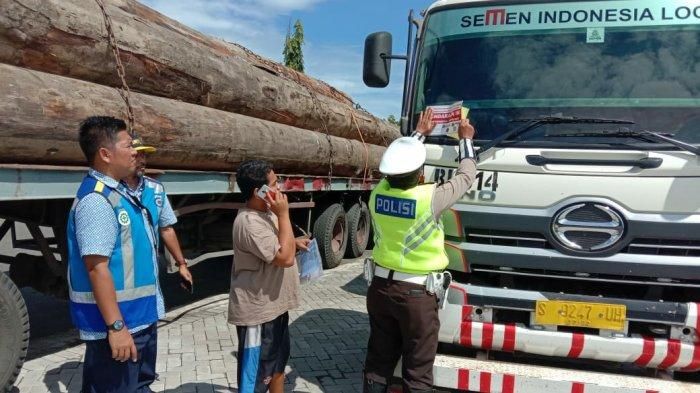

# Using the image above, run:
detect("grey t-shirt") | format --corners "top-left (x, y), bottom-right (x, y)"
top-left (228, 208), bottom-right (300, 326)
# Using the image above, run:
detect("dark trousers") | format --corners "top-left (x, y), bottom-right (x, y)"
top-left (364, 276), bottom-right (439, 392)
top-left (82, 323), bottom-right (158, 393)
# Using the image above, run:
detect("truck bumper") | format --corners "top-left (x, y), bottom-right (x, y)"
top-left (428, 354), bottom-right (697, 392)
top-left (440, 283), bottom-right (700, 371)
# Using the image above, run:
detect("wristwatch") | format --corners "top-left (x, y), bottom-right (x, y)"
top-left (106, 320), bottom-right (125, 332)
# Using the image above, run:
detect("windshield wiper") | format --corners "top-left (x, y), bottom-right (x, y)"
top-left (642, 131), bottom-right (700, 156)
top-left (477, 116), bottom-right (635, 157)
top-left (549, 130), bottom-right (700, 156)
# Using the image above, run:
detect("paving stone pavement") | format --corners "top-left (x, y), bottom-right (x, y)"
top-left (14, 258), bottom-right (370, 393)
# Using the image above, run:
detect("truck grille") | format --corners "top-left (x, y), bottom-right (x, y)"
top-left (466, 228), bottom-right (547, 249)
top-left (624, 238), bottom-right (700, 257)
top-left (461, 228), bottom-right (700, 301)
top-left (564, 203), bottom-right (614, 223)
top-left (465, 228), bottom-right (700, 257)
top-left (564, 231), bottom-right (611, 250)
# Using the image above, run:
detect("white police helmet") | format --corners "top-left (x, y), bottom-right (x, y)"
top-left (379, 137), bottom-right (427, 176)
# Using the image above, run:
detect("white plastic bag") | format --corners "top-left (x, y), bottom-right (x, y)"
top-left (297, 238), bottom-right (323, 284)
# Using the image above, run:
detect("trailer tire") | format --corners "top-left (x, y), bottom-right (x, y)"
top-left (0, 271), bottom-right (29, 392)
top-left (345, 202), bottom-right (370, 258)
top-left (313, 204), bottom-right (347, 269)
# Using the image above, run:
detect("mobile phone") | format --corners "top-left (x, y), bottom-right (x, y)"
top-left (257, 185), bottom-right (277, 201)
top-left (180, 276), bottom-right (193, 294)
top-left (256, 184), bottom-right (271, 200)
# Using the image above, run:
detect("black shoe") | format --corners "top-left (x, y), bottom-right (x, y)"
top-left (363, 379), bottom-right (388, 393)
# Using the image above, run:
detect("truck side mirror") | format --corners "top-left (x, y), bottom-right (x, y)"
top-left (363, 32), bottom-right (393, 88)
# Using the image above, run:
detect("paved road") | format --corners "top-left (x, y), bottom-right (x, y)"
top-left (14, 255), bottom-right (699, 392)
top-left (14, 257), bottom-right (370, 393)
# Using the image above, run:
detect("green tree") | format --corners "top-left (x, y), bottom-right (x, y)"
top-left (386, 115), bottom-right (400, 127)
top-left (283, 20), bottom-right (305, 73)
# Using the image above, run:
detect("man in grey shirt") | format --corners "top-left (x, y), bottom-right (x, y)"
top-left (228, 160), bottom-right (309, 393)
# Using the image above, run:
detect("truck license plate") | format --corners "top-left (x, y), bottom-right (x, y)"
top-left (535, 300), bottom-right (626, 331)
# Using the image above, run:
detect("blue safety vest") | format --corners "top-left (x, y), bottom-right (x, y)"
top-left (138, 176), bottom-right (167, 247)
top-left (66, 175), bottom-right (159, 334)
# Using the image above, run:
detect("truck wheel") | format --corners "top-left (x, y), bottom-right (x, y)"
top-left (0, 271), bottom-right (29, 392)
top-left (345, 202), bottom-right (370, 258)
top-left (313, 204), bottom-right (347, 269)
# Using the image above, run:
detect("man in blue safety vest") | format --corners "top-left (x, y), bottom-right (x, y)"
top-left (124, 136), bottom-right (193, 289)
top-left (66, 116), bottom-right (161, 392)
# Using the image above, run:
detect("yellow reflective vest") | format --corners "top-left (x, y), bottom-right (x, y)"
top-left (369, 179), bottom-right (448, 274)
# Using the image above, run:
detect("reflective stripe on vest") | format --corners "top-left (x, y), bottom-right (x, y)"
top-left (70, 285), bottom-right (157, 303)
top-left (369, 179), bottom-right (448, 274)
top-left (107, 191), bottom-right (137, 290)
top-left (140, 176), bottom-right (166, 247)
top-left (403, 212), bottom-right (443, 256)
top-left (66, 175), bottom-right (158, 333)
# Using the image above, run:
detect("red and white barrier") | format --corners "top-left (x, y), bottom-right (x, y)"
top-left (430, 354), bottom-right (696, 393)
top-left (439, 302), bottom-right (700, 371)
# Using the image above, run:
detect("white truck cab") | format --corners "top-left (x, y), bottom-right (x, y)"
top-left (364, 0), bottom-right (700, 390)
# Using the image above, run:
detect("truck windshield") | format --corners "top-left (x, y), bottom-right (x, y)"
top-left (413, 1), bottom-right (700, 149)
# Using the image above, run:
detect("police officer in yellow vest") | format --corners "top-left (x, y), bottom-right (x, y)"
top-left (363, 108), bottom-right (477, 393)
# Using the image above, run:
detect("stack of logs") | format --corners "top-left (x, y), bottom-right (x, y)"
top-left (0, 0), bottom-right (399, 177)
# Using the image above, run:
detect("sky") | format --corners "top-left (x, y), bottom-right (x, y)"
top-left (141, 0), bottom-right (434, 120)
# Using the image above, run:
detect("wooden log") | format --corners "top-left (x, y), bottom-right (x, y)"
top-left (226, 41), bottom-right (354, 107)
top-left (0, 63), bottom-right (384, 178)
top-left (0, 0), bottom-right (400, 146)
